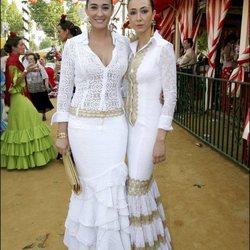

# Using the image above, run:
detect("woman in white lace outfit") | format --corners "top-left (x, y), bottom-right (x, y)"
top-left (126, 0), bottom-right (176, 249)
top-left (52, 0), bottom-right (131, 249)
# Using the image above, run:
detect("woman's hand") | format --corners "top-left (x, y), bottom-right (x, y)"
top-left (152, 129), bottom-right (167, 164)
top-left (152, 139), bottom-right (166, 164)
top-left (27, 63), bottom-right (39, 73)
top-left (55, 137), bottom-right (69, 155)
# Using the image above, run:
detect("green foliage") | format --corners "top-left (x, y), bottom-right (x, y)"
top-left (197, 31), bottom-right (208, 54)
top-left (29, 0), bottom-right (64, 38)
top-left (0, 0), bottom-right (8, 22)
top-left (39, 37), bottom-right (52, 49)
top-left (4, 1), bottom-right (23, 35)
top-left (29, 40), bottom-right (38, 51)
top-left (29, 0), bottom-right (82, 38)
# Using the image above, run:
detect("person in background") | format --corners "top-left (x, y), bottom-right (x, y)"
top-left (1, 33), bottom-right (57, 170)
top-left (39, 57), bottom-right (58, 92)
top-left (176, 37), bottom-right (197, 72)
top-left (1, 69), bottom-right (7, 133)
top-left (126, 0), bottom-right (176, 248)
top-left (57, 14), bottom-right (82, 43)
top-left (0, 49), bottom-right (9, 132)
top-left (26, 53), bottom-right (54, 121)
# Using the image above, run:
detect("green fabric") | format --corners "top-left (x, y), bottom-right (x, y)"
top-left (1, 66), bottom-right (57, 170)
top-left (8, 65), bottom-right (26, 94)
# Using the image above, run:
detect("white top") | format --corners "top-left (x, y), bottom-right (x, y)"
top-left (127, 31), bottom-right (177, 131)
top-left (52, 27), bottom-right (130, 123)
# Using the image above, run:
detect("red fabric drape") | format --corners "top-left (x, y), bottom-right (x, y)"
top-left (177, 0), bottom-right (202, 44)
top-left (160, 6), bottom-right (176, 41)
top-left (5, 52), bottom-right (30, 106)
top-left (206, 0), bottom-right (231, 78)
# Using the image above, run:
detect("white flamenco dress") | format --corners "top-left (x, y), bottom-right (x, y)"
top-left (52, 28), bottom-right (131, 250)
top-left (126, 31), bottom-right (177, 249)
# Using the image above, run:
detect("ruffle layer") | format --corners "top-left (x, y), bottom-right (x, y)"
top-left (128, 180), bottom-right (172, 250)
top-left (1, 123), bottom-right (57, 169)
top-left (64, 164), bottom-right (131, 250)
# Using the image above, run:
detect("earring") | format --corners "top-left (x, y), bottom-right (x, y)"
top-left (84, 16), bottom-right (92, 33)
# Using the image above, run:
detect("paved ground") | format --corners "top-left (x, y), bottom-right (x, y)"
top-left (1, 99), bottom-right (249, 250)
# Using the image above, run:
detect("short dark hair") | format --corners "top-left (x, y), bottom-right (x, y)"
top-left (184, 38), bottom-right (194, 47)
top-left (27, 52), bottom-right (38, 63)
top-left (4, 35), bottom-right (22, 53)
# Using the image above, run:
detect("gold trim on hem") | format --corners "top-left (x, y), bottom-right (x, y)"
top-left (69, 106), bottom-right (124, 118)
top-left (131, 234), bottom-right (167, 250)
top-left (128, 176), bottom-right (153, 196)
top-left (130, 210), bottom-right (161, 226)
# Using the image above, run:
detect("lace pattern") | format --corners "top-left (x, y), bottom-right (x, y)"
top-left (55, 29), bottom-right (130, 122)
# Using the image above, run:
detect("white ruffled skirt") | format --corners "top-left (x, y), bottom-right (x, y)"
top-left (64, 115), bottom-right (130, 250)
top-left (127, 115), bottom-right (172, 249)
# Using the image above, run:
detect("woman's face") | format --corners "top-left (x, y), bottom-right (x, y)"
top-left (27, 55), bottom-right (36, 64)
top-left (57, 25), bottom-right (70, 42)
top-left (12, 39), bottom-right (26, 55)
top-left (127, 0), bottom-right (155, 35)
top-left (86, 0), bottom-right (113, 30)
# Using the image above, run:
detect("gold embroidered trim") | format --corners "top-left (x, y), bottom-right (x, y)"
top-left (126, 43), bottom-right (152, 126)
top-left (155, 196), bottom-right (162, 207)
top-left (128, 176), bottom-right (153, 196)
top-left (130, 210), bottom-right (160, 226)
top-left (69, 106), bottom-right (124, 118)
top-left (131, 234), bottom-right (167, 250)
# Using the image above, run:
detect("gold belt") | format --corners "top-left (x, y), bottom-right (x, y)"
top-left (69, 106), bottom-right (124, 118)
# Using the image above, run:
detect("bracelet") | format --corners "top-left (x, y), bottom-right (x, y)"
top-left (57, 132), bottom-right (68, 139)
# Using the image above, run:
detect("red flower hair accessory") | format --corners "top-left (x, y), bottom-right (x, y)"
top-left (60, 14), bottom-right (67, 22)
top-left (10, 31), bottom-right (17, 38)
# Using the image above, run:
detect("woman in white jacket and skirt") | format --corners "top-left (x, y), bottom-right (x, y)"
top-left (53, 0), bottom-right (131, 249)
top-left (126, 0), bottom-right (177, 249)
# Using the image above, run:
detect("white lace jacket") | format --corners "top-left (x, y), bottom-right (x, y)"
top-left (52, 27), bottom-right (130, 123)
top-left (127, 31), bottom-right (177, 131)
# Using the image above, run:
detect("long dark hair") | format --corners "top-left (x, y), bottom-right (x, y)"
top-left (4, 33), bottom-right (22, 53)
top-left (58, 14), bottom-right (82, 37)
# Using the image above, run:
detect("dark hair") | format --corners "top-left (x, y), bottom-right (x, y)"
top-left (35, 53), bottom-right (40, 60)
top-left (86, 0), bottom-right (114, 7)
top-left (27, 52), bottom-right (38, 63)
top-left (127, 0), bottom-right (154, 9)
top-left (58, 15), bottom-right (82, 37)
top-left (0, 48), bottom-right (8, 57)
top-left (4, 35), bottom-right (22, 53)
top-left (184, 38), bottom-right (194, 47)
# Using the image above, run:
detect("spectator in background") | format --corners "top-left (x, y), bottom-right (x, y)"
top-left (177, 38), bottom-right (197, 72)
top-left (39, 57), bottom-right (57, 91)
top-left (57, 14), bottom-right (82, 43)
top-left (26, 52), bottom-right (54, 121)
top-left (1, 33), bottom-right (57, 170)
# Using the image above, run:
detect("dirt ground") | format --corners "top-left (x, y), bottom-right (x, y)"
top-left (1, 98), bottom-right (249, 250)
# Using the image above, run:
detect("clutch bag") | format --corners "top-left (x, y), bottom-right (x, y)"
top-left (62, 151), bottom-right (81, 195)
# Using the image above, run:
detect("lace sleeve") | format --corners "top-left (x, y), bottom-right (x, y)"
top-left (158, 43), bottom-right (177, 131)
top-left (51, 39), bottom-right (75, 123)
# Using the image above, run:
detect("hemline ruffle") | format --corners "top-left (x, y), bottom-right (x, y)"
top-left (128, 179), bottom-right (172, 250)
top-left (64, 163), bottom-right (131, 250)
top-left (1, 123), bottom-right (57, 169)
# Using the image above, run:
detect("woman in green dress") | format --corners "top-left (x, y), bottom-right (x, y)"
top-left (1, 32), bottom-right (57, 170)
